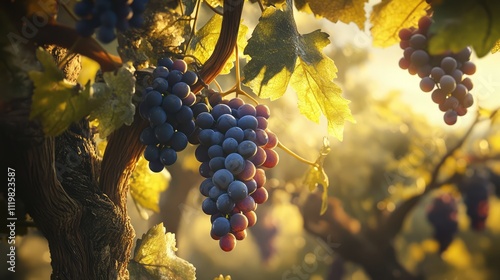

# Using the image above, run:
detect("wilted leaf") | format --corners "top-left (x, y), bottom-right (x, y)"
top-left (243, 4), bottom-right (353, 140)
top-left (428, 0), bottom-right (500, 57)
top-left (294, 0), bottom-right (368, 29)
top-left (129, 156), bottom-right (170, 213)
top-left (90, 63), bottom-right (136, 138)
top-left (187, 14), bottom-right (248, 74)
top-left (129, 223), bottom-right (196, 280)
top-left (303, 138), bottom-right (331, 214)
top-left (29, 48), bottom-right (99, 136)
top-left (370, 0), bottom-right (429, 47)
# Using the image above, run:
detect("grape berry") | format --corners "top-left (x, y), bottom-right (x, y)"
top-left (399, 16), bottom-right (476, 125)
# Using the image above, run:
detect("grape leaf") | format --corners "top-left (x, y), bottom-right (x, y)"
top-left (370, 0), bottom-right (429, 47)
top-left (205, 0), bottom-right (223, 8)
top-left (428, 0), bottom-right (500, 57)
top-left (243, 2), bottom-right (354, 140)
top-left (29, 48), bottom-right (99, 136)
top-left (129, 156), bottom-right (170, 213)
top-left (129, 223), bottom-right (196, 280)
top-left (90, 63), bottom-right (136, 138)
top-left (213, 275), bottom-right (232, 280)
top-left (294, 0), bottom-right (368, 29)
top-left (303, 137), bottom-right (331, 215)
top-left (187, 14), bottom-right (248, 75)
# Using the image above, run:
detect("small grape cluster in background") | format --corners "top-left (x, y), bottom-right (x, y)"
top-left (426, 193), bottom-right (458, 253)
top-left (74, 0), bottom-right (149, 43)
top-left (138, 58), bottom-right (199, 172)
top-left (195, 91), bottom-right (279, 251)
top-left (398, 16), bottom-right (476, 125)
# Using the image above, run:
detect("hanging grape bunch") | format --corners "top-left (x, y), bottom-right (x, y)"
top-left (426, 193), bottom-right (459, 253)
top-left (398, 15), bottom-right (476, 125)
top-left (74, 0), bottom-right (149, 43)
top-left (196, 90), bottom-right (279, 251)
top-left (459, 170), bottom-right (490, 231)
top-left (138, 58), bottom-right (199, 172)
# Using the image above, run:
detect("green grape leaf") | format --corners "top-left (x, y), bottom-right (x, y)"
top-left (370, 0), bottom-right (429, 47)
top-left (303, 138), bottom-right (331, 215)
top-left (294, 0), bottom-right (368, 29)
top-left (428, 0), bottom-right (500, 57)
top-left (243, 3), bottom-right (354, 140)
top-left (90, 63), bottom-right (136, 138)
top-left (29, 48), bottom-right (99, 136)
top-left (129, 156), bottom-right (170, 213)
top-left (182, 0), bottom-right (197, 15)
top-left (187, 14), bottom-right (248, 74)
top-left (129, 223), bottom-right (196, 280)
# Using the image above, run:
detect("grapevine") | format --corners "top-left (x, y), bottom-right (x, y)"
top-left (398, 15), bottom-right (476, 125)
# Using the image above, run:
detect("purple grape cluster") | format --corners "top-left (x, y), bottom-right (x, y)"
top-left (398, 16), bottom-right (476, 125)
top-left (74, 0), bottom-right (148, 43)
top-left (138, 58), bottom-right (199, 172)
top-left (426, 193), bottom-right (458, 253)
top-left (195, 91), bottom-right (279, 251)
top-left (459, 171), bottom-right (490, 231)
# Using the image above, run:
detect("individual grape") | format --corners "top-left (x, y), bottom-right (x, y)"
top-left (439, 75), bottom-right (456, 93)
top-left (244, 179), bottom-right (258, 195)
top-left (167, 70), bottom-right (183, 85)
top-left (222, 138), bottom-right (239, 154)
top-left (451, 84), bottom-right (467, 100)
top-left (162, 94), bottom-right (183, 113)
top-left (462, 77), bottom-right (473, 90)
top-left (158, 57), bottom-right (174, 69)
top-left (219, 233), bottom-right (236, 252)
top-left (462, 93), bottom-right (474, 108)
top-left (227, 180), bottom-right (248, 201)
top-left (461, 61), bottom-right (476, 75)
top-left (209, 186), bottom-right (225, 201)
top-left (237, 140), bottom-right (258, 158)
top-left (182, 71), bottom-right (198, 85)
top-left (159, 147), bottom-right (177, 166)
top-left (417, 65), bottom-right (432, 78)
top-left (149, 159), bottom-right (164, 173)
top-left (209, 157), bottom-right (226, 172)
top-left (228, 98), bottom-right (245, 109)
top-left (168, 132), bottom-right (188, 151)
top-left (244, 211), bottom-right (258, 227)
top-left (199, 161), bottom-right (212, 178)
top-left (430, 67), bottom-right (445, 81)
top-left (178, 121), bottom-right (196, 136)
top-left (175, 106), bottom-right (194, 123)
top-left (251, 187), bottom-right (268, 204)
top-left (456, 106), bottom-right (467, 116)
top-left (238, 115), bottom-right (258, 130)
top-left (212, 104), bottom-right (232, 120)
top-left (144, 145), bottom-right (160, 161)
top-left (398, 28), bottom-right (413, 41)
top-left (263, 130), bottom-right (278, 149)
top-left (213, 169), bottom-right (234, 189)
top-left (418, 15), bottom-right (432, 31)
top-left (195, 145), bottom-right (210, 162)
top-left (211, 131), bottom-right (225, 146)
top-left (155, 123), bottom-right (174, 144)
top-left (410, 50), bottom-right (430, 66)
top-left (208, 145), bottom-right (224, 158)
top-left (441, 57), bottom-right (457, 73)
top-left (230, 213), bottom-right (249, 232)
top-left (172, 59), bottom-right (188, 73)
top-left (451, 69), bottom-right (464, 83)
top-left (172, 82), bottom-right (190, 99)
top-left (212, 217), bottom-right (231, 237)
top-left (256, 104), bottom-right (271, 119)
top-left (202, 198), bottom-right (218, 215)
top-left (152, 78), bottom-right (169, 93)
top-left (192, 103), bottom-right (209, 117)
top-left (196, 112), bottom-right (215, 129)
top-left (254, 168), bottom-right (267, 188)
top-left (217, 114), bottom-right (238, 133)
top-left (431, 89), bottom-right (447, 104)
top-left (409, 34), bottom-right (427, 49)
top-left (443, 110), bottom-right (458, 125)
top-left (236, 160), bottom-right (257, 181)
top-left (426, 194), bottom-right (458, 253)
top-left (399, 58), bottom-right (410, 70)
top-left (262, 149), bottom-right (279, 168)
top-left (225, 153), bottom-right (246, 175)
top-left (419, 77), bottom-right (435, 92)
top-left (225, 127), bottom-right (245, 143)
top-left (257, 117), bottom-right (268, 130)
top-left (236, 196), bottom-right (256, 213)
top-left (249, 147), bottom-right (267, 167)
top-left (182, 92), bottom-right (197, 106)
top-left (443, 96), bottom-right (459, 110)
top-left (216, 193), bottom-right (235, 213)
top-left (200, 178), bottom-right (214, 197)
top-left (255, 129), bottom-right (269, 146)
top-left (233, 230), bottom-right (247, 241)
top-left (153, 66), bottom-right (169, 79)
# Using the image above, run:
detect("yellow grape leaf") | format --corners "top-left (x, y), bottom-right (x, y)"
top-left (294, 0), bottom-right (368, 29)
top-left (90, 63), bottom-right (136, 138)
top-left (370, 0), bottom-right (430, 47)
top-left (303, 138), bottom-right (331, 215)
top-left (129, 223), bottom-right (196, 280)
top-left (29, 48), bottom-right (99, 136)
top-left (243, 3), bottom-right (354, 140)
top-left (129, 156), bottom-right (170, 213)
top-left (187, 14), bottom-right (248, 74)
top-left (492, 40), bottom-right (500, 53)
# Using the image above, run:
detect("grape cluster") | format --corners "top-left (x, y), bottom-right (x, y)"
top-left (459, 171), bottom-right (490, 231)
top-left (195, 92), bottom-right (279, 251)
top-left (398, 16), bottom-right (476, 125)
top-left (74, 0), bottom-right (148, 43)
top-left (138, 58), bottom-right (199, 173)
top-left (426, 193), bottom-right (458, 253)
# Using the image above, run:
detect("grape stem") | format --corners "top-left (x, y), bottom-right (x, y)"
top-left (257, 0), bottom-right (265, 12)
top-left (223, 44), bottom-right (259, 105)
top-left (184, 0), bottom-right (203, 54)
top-left (277, 141), bottom-right (318, 167)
